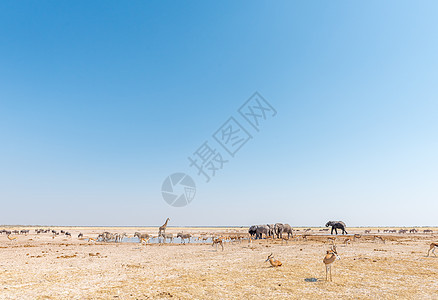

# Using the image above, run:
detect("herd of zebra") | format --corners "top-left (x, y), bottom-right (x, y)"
top-left (0, 228), bottom-right (72, 237)
top-left (0, 229), bottom-right (30, 235)
top-left (86, 231), bottom-right (195, 244)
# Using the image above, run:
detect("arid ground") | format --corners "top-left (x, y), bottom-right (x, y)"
top-left (1, 227), bottom-right (438, 299)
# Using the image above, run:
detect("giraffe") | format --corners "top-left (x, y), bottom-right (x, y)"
top-left (158, 218), bottom-right (170, 236)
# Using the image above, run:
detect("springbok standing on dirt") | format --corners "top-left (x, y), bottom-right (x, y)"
top-left (427, 243), bottom-right (438, 257)
top-left (323, 245), bottom-right (340, 282)
top-left (373, 236), bottom-right (385, 244)
top-left (212, 237), bottom-right (224, 251)
top-left (265, 253), bottom-right (282, 267)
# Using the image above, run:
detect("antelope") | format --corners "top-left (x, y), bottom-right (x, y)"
top-left (323, 245), bottom-right (340, 282)
top-left (200, 236), bottom-right (210, 243)
top-left (265, 253), bottom-right (282, 267)
top-left (212, 238), bottom-right (224, 251)
top-left (7, 234), bottom-right (17, 241)
top-left (140, 237), bottom-right (150, 244)
top-left (327, 237), bottom-right (336, 245)
top-left (343, 238), bottom-right (351, 246)
top-left (78, 233), bottom-right (83, 239)
top-left (427, 243), bottom-right (438, 257)
top-left (364, 230), bottom-right (371, 234)
top-left (281, 236), bottom-right (290, 244)
top-left (265, 235), bottom-right (274, 243)
top-left (373, 236), bottom-right (385, 243)
top-left (353, 234), bottom-right (361, 241)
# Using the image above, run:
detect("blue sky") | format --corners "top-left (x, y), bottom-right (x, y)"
top-left (1, 1), bottom-right (437, 226)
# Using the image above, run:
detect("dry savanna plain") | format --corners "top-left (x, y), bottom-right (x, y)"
top-left (1, 226), bottom-right (438, 299)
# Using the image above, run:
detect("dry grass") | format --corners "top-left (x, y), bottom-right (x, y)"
top-left (1, 227), bottom-right (438, 299)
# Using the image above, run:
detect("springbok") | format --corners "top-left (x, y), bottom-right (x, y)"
top-left (140, 237), bottom-right (150, 244)
top-left (281, 236), bottom-right (290, 244)
top-left (427, 243), bottom-right (438, 257)
top-left (7, 234), bottom-right (17, 241)
top-left (212, 238), bottom-right (224, 251)
top-left (323, 245), bottom-right (340, 282)
top-left (373, 236), bottom-right (385, 244)
top-left (265, 253), bottom-right (282, 267)
top-left (327, 237), bottom-right (336, 245)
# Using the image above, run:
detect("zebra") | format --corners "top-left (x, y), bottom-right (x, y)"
top-left (134, 232), bottom-right (150, 243)
top-left (177, 233), bottom-right (191, 244)
top-left (159, 232), bottom-right (174, 243)
top-left (115, 233), bottom-right (127, 242)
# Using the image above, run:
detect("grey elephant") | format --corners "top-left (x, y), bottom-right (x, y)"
top-left (275, 223), bottom-right (293, 238)
top-left (248, 225), bottom-right (257, 237)
top-left (325, 221), bottom-right (348, 235)
top-left (256, 225), bottom-right (269, 239)
top-left (274, 223), bottom-right (284, 238)
top-left (282, 224), bottom-right (293, 238)
top-left (267, 224), bottom-right (275, 237)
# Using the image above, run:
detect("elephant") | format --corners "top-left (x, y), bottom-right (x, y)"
top-left (282, 224), bottom-right (293, 238)
top-left (325, 221), bottom-right (348, 235)
top-left (248, 225), bottom-right (257, 237)
top-left (256, 225), bottom-right (269, 239)
top-left (267, 224), bottom-right (276, 237)
top-left (274, 223), bottom-right (284, 238)
top-left (275, 223), bottom-right (293, 238)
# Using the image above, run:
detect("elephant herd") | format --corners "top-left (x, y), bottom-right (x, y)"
top-left (249, 221), bottom-right (348, 239)
top-left (248, 223), bottom-right (293, 239)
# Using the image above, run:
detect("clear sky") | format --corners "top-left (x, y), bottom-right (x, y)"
top-left (1, 1), bottom-right (437, 227)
